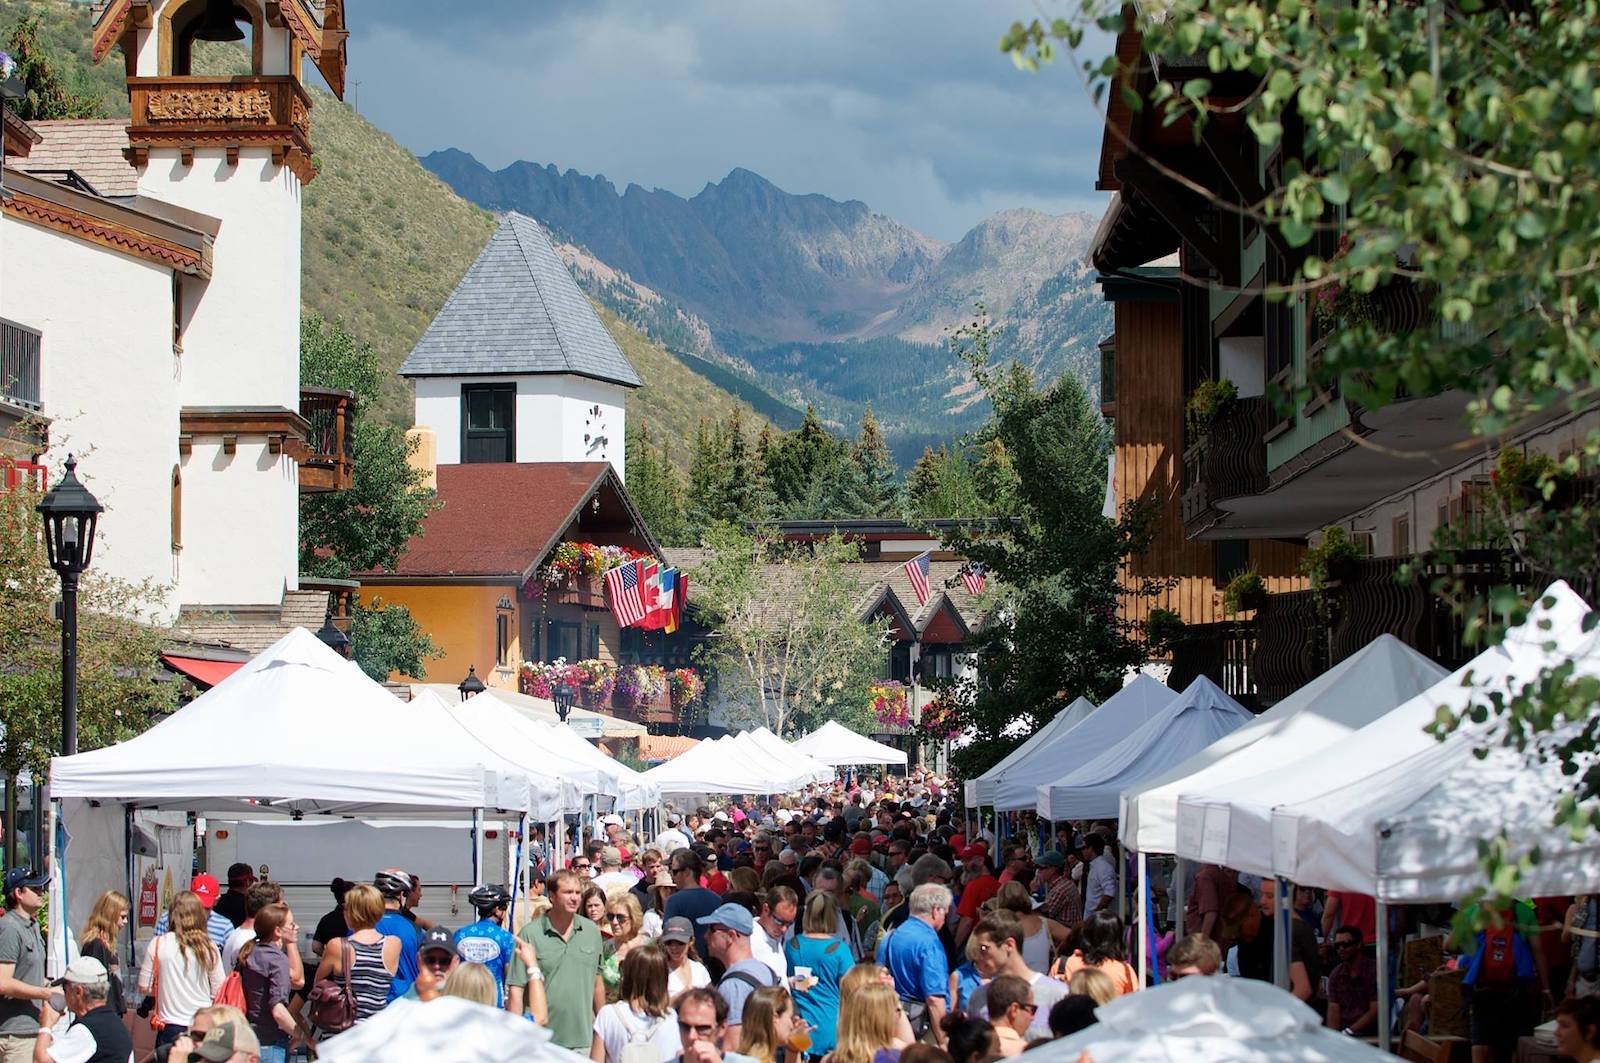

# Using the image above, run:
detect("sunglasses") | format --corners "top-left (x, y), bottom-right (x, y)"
top-left (1335, 940), bottom-right (1358, 950)
top-left (679, 1021), bottom-right (717, 1037)
top-left (1015, 1003), bottom-right (1038, 1015)
top-left (421, 953), bottom-right (454, 969)
top-left (607, 913), bottom-right (630, 924)
top-left (573, 862), bottom-right (592, 870)
top-left (664, 939), bottom-right (689, 948)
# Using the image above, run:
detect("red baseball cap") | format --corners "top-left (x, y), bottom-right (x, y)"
top-left (190, 873), bottom-right (221, 909)
top-left (959, 844), bottom-right (989, 862)
top-left (850, 838), bottom-right (872, 856)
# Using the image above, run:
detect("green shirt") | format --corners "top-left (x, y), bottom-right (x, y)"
top-left (507, 914), bottom-right (603, 1050)
top-left (0, 909), bottom-right (43, 1036)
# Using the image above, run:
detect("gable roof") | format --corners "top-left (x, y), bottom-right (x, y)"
top-left (15, 120), bottom-right (138, 198)
top-left (362, 462), bottom-right (659, 582)
top-left (400, 212), bottom-right (641, 388)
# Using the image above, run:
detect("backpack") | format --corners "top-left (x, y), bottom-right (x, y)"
top-left (307, 940), bottom-right (357, 1033)
top-left (1476, 914), bottom-right (1521, 986)
top-left (616, 1006), bottom-right (666, 1063)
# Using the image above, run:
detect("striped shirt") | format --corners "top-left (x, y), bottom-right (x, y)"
top-left (151, 910), bottom-right (233, 952)
top-left (345, 939), bottom-right (390, 1022)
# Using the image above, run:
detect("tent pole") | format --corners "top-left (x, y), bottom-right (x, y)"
top-left (1116, 846), bottom-right (1126, 922)
top-left (511, 812), bottom-right (526, 930)
top-left (50, 799), bottom-right (66, 976)
top-left (1377, 902), bottom-right (1392, 1054)
top-left (1136, 851), bottom-right (1148, 989)
top-left (123, 807), bottom-right (136, 976)
top-left (1173, 857), bottom-right (1185, 938)
top-left (1272, 875), bottom-right (1289, 990)
top-left (471, 809), bottom-right (484, 887)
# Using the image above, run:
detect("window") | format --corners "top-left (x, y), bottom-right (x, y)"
top-left (461, 385), bottom-right (515, 463)
top-left (171, 275), bottom-right (184, 355)
top-left (1392, 514), bottom-right (1411, 557)
top-left (589, 624), bottom-right (600, 660)
top-left (495, 615), bottom-right (512, 667)
top-left (171, 465), bottom-right (182, 553)
top-left (1214, 539), bottom-right (1250, 585)
top-left (545, 619), bottom-right (581, 664)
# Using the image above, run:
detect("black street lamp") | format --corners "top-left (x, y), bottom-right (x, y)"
top-left (457, 665), bottom-right (486, 702)
top-left (552, 680), bottom-right (574, 724)
top-left (314, 607), bottom-right (350, 657)
top-left (37, 456), bottom-right (103, 757)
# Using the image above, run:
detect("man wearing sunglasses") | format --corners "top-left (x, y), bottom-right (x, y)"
top-left (404, 927), bottom-right (459, 1002)
top-left (984, 974), bottom-right (1036, 1058)
top-left (1325, 925), bottom-right (1379, 1038)
top-left (0, 867), bottom-right (51, 1063)
top-left (750, 887), bottom-right (798, 982)
top-left (673, 987), bottom-right (757, 1063)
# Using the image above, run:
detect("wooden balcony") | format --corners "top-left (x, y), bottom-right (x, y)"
top-left (1168, 621), bottom-right (1259, 711)
top-left (124, 76), bottom-right (315, 182)
top-left (1181, 395), bottom-right (1269, 537)
top-left (298, 387), bottom-right (356, 494)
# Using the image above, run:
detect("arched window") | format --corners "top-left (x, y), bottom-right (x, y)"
top-left (168, 0), bottom-right (262, 76)
top-left (171, 464), bottom-right (183, 553)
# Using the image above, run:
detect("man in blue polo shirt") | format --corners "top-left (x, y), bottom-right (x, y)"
top-left (878, 883), bottom-right (952, 1049)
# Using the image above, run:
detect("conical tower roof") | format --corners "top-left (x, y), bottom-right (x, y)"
top-left (401, 212), bottom-right (641, 388)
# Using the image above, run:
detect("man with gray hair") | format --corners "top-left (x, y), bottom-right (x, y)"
top-left (878, 884), bottom-right (953, 1048)
top-left (34, 956), bottom-right (132, 1063)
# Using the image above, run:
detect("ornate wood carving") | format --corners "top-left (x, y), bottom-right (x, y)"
top-left (125, 76), bottom-right (318, 184)
top-left (146, 87), bottom-right (274, 123)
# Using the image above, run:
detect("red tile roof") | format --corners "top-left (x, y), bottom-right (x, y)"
top-left (368, 462), bottom-right (633, 580)
top-left (637, 734), bottom-right (700, 763)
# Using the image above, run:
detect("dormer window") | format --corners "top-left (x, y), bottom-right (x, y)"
top-left (462, 384), bottom-right (515, 464)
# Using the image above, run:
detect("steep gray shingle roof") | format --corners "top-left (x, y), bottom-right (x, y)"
top-left (400, 212), bottom-right (641, 388)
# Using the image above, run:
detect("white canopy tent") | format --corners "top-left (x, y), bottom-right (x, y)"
top-left (410, 682), bottom-right (647, 739)
top-left (318, 995), bottom-right (589, 1063)
top-left (1174, 581), bottom-right (1594, 879)
top-left (729, 732), bottom-right (830, 790)
top-left (1027, 975), bottom-right (1395, 1063)
top-left (791, 720), bottom-right (909, 767)
top-left (446, 689), bottom-right (660, 811)
top-left (747, 727), bottom-right (836, 784)
top-left (1120, 635), bottom-right (1446, 854)
top-left (1270, 585), bottom-right (1600, 901)
top-left (644, 734), bottom-right (807, 795)
top-left (965, 696), bottom-right (1095, 806)
top-left (1036, 675), bottom-right (1252, 821)
top-left (990, 675), bottom-right (1175, 811)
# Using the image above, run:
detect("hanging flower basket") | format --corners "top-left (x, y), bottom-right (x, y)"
top-left (868, 681), bottom-right (909, 729)
top-left (668, 668), bottom-right (704, 712)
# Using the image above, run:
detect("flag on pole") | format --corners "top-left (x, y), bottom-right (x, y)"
top-left (961, 561), bottom-right (986, 596)
top-left (667, 573), bottom-right (688, 635)
top-left (603, 559), bottom-right (647, 627)
top-left (904, 551), bottom-right (931, 606)
top-left (653, 568), bottom-right (678, 632)
top-left (640, 559), bottom-right (661, 615)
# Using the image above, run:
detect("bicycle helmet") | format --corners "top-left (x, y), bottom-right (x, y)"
top-left (469, 884), bottom-right (511, 913)
top-left (373, 869), bottom-right (413, 899)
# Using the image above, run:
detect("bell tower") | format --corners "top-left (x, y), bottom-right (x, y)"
top-left (90, 0), bottom-right (348, 610)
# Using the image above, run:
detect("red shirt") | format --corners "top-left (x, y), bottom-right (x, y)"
top-left (1328, 890), bottom-right (1377, 943)
top-left (703, 870), bottom-right (729, 896)
top-left (957, 874), bottom-right (1000, 920)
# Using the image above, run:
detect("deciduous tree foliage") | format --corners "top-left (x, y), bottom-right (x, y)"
top-left (1006, 0), bottom-right (1600, 907)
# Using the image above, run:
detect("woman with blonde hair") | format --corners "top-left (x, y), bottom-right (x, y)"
top-left (737, 986), bottom-right (803, 1063)
top-left (1068, 967), bottom-right (1117, 1006)
top-left (590, 944), bottom-right (681, 1063)
top-left (784, 891), bottom-right (853, 1057)
top-left (79, 890), bottom-right (129, 1015)
top-left (442, 962), bottom-right (498, 1007)
top-left (601, 891), bottom-right (647, 1000)
top-left (137, 891), bottom-right (224, 1052)
top-left (839, 964), bottom-right (915, 1047)
top-left (992, 881), bottom-right (1071, 973)
top-left (825, 981), bottom-right (906, 1063)
top-left (311, 882), bottom-right (399, 1024)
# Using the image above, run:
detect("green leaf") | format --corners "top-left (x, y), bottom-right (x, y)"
top-left (1514, 212), bottom-right (1548, 240)
top-left (1321, 174), bottom-right (1350, 205)
top-left (1279, 217), bottom-right (1314, 247)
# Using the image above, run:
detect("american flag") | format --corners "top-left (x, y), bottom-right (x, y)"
top-left (962, 562), bottom-right (986, 596)
top-left (904, 551), bottom-right (931, 606)
top-left (604, 559), bottom-right (648, 627)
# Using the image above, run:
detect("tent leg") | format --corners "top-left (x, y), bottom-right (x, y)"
top-left (1173, 857), bottom-right (1185, 939)
top-left (1136, 851), bottom-right (1148, 989)
top-left (1116, 846), bottom-right (1126, 922)
top-left (1272, 875), bottom-right (1289, 990)
top-left (49, 799), bottom-right (66, 975)
top-left (472, 809), bottom-right (484, 887)
top-left (123, 808), bottom-right (136, 976)
top-left (1377, 902), bottom-right (1392, 1054)
top-left (511, 812), bottom-right (526, 930)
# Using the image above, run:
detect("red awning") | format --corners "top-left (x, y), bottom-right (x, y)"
top-left (162, 655), bottom-right (244, 689)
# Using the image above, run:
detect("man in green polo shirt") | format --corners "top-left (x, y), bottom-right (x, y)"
top-left (507, 868), bottom-right (604, 1049)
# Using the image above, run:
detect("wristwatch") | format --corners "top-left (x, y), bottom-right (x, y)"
top-left (527, 967), bottom-right (544, 981)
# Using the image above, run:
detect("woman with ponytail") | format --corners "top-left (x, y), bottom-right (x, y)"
top-left (238, 903), bottom-right (300, 1063)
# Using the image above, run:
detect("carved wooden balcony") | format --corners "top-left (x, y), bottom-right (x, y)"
top-left (1181, 395), bottom-right (1270, 537)
top-left (1167, 621), bottom-right (1260, 712)
top-left (298, 387), bottom-right (356, 494)
top-left (124, 76), bottom-right (315, 182)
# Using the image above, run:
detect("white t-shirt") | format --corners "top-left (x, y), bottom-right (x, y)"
top-left (1085, 853), bottom-right (1117, 913)
top-left (593, 871), bottom-right (638, 897)
top-left (666, 960), bottom-right (711, 998)
top-left (45, 1010), bottom-right (134, 1063)
top-left (221, 925), bottom-right (256, 972)
top-left (140, 933), bottom-right (223, 1027)
top-left (592, 1002), bottom-right (682, 1063)
top-left (749, 922), bottom-right (787, 982)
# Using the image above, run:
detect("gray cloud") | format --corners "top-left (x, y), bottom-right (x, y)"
top-left (341, 0), bottom-right (1111, 240)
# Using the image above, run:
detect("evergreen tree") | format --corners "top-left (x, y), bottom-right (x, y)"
top-left (903, 444), bottom-right (981, 520)
top-left (764, 405), bottom-right (850, 515)
top-left (626, 421), bottom-right (689, 546)
top-left (686, 417), bottom-right (728, 538)
top-left (4, 16), bottom-right (101, 121)
top-left (721, 409), bottom-right (773, 523)
top-left (973, 438), bottom-right (1023, 516)
top-left (851, 405), bottom-right (899, 518)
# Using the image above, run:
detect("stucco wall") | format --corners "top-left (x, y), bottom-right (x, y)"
top-left (0, 215), bottom-right (182, 621)
top-left (178, 437), bottom-right (299, 606)
top-left (413, 374), bottom-right (628, 480)
top-left (364, 583), bottom-right (521, 688)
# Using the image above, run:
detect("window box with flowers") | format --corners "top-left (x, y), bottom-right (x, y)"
top-left (868, 681), bottom-right (909, 730)
top-left (536, 541), bottom-right (649, 608)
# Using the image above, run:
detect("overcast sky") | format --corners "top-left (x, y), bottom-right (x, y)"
top-left (341, 1), bottom-right (1111, 242)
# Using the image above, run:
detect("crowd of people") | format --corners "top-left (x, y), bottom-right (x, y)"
top-left (3, 770), bottom-right (1599, 1062)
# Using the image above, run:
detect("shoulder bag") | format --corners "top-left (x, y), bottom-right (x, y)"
top-left (306, 940), bottom-right (357, 1033)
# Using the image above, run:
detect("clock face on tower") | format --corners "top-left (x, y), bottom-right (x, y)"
top-left (582, 404), bottom-right (609, 458)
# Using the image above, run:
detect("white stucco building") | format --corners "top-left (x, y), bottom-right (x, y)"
top-left (401, 212), bottom-right (640, 481)
top-left (0, 0), bottom-right (351, 635)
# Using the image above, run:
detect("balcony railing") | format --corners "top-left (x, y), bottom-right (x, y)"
top-left (1168, 621), bottom-right (1259, 711)
top-left (0, 318), bottom-right (42, 411)
top-left (1181, 395), bottom-right (1269, 535)
top-left (298, 387), bottom-right (356, 493)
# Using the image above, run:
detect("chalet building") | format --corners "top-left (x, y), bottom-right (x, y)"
top-left (1091, 12), bottom-right (1597, 703)
top-left (0, 1), bottom-right (354, 659)
top-left (368, 209), bottom-right (664, 702)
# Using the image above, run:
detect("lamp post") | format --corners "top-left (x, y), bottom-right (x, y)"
top-left (37, 456), bottom-right (103, 758)
top-left (552, 680), bottom-right (574, 724)
top-left (314, 607), bottom-right (350, 657)
top-left (457, 665), bottom-right (485, 702)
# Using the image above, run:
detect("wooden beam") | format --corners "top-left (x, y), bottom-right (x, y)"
top-left (1115, 156), bottom-right (1229, 275)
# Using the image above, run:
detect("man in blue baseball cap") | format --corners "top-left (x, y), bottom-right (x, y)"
top-left (0, 867), bottom-right (51, 1062)
top-left (700, 903), bottom-right (779, 1051)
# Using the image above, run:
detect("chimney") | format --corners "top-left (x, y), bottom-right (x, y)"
top-left (406, 426), bottom-right (437, 493)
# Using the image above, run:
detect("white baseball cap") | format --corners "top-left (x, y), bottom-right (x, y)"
top-left (52, 956), bottom-right (108, 986)
top-left (601, 814), bottom-right (624, 828)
